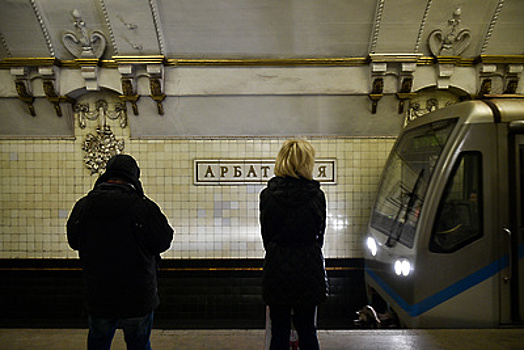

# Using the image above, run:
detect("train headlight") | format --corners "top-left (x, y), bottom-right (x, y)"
top-left (394, 258), bottom-right (412, 277)
top-left (366, 236), bottom-right (378, 257)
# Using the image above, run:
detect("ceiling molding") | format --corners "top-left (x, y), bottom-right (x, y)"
top-left (4, 55), bottom-right (523, 69)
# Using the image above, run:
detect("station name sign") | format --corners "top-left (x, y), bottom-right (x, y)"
top-left (194, 159), bottom-right (336, 185)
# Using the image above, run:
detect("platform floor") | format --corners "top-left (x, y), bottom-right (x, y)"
top-left (1, 328), bottom-right (524, 350)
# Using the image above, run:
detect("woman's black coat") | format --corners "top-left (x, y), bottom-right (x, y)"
top-left (260, 176), bottom-right (328, 307)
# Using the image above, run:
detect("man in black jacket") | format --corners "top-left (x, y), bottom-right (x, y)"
top-left (67, 154), bottom-right (173, 350)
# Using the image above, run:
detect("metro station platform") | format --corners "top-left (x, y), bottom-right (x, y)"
top-left (1, 328), bottom-right (523, 350)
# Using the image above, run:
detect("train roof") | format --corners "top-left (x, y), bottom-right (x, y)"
top-left (405, 97), bottom-right (524, 132)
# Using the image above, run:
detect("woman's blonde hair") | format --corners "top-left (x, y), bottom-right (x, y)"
top-left (274, 139), bottom-right (316, 180)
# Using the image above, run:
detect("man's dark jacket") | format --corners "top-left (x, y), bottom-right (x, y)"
top-left (67, 156), bottom-right (173, 318)
top-left (260, 176), bottom-right (328, 307)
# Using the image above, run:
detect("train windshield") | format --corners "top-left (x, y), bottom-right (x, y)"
top-left (370, 118), bottom-right (458, 248)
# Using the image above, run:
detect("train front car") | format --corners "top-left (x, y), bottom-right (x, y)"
top-left (364, 99), bottom-right (524, 328)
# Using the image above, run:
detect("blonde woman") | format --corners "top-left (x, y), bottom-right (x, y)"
top-left (260, 139), bottom-right (328, 350)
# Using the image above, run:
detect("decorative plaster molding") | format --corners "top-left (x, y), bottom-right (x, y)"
top-left (62, 9), bottom-right (108, 91)
top-left (30, 0), bottom-right (54, 57)
top-left (0, 31), bottom-right (11, 58)
top-left (405, 98), bottom-right (438, 125)
top-left (74, 99), bottom-right (127, 130)
top-left (63, 9), bottom-right (107, 59)
top-left (428, 8), bottom-right (471, 57)
top-left (404, 89), bottom-right (464, 126)
top-left (415, 0), bottom-right (433, 53)
top-left (11, 56), bottom-right (513, 69)
top-left (148, 0), bottom-right (166, 55)
top-left (99, 0), bottom-right (118, 55)
top-left (435, 57), bottom-right (459, 89)
top-left (428, 8), bottom-right (471, 89)
top-left (481, 0), bottom-right (504, 54)
top-left (76, 97), bottom-right (126, 173)
top-left (369, 0), bottom-right (385, 54)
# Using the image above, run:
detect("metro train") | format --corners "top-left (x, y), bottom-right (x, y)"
top-left (364, 97), bottom-right (524, 328)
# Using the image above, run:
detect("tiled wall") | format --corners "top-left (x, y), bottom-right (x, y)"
top-left (0, 120), bottom-right (394, 259)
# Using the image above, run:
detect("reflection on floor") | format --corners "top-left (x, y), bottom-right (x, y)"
top-left (1, 328), bottom-right (524, 350)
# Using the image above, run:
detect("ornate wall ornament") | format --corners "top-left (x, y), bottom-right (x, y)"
top-left (114, 57), bottom-right (167, 116)
top-left (396, 77), bottom-right (415, 114)
top-left (120, 78), bottom-right (140, 115)
top-left (478, 78), bottom-right (492, 97)
top-left (481, 0), bottom-right (504, 54)
top-left (14, 79), bottom-right (35, 117)
top-left (405, 98), bottom-right (440, 126)
top-left (147, 63), bottom-right (166, 115)
top-left (428, 8), bottom-right (471, 56)
top-left (368, 54), bottom-right (421, 115)
top-left (148, 0), bottom-right (166, 55)
top-left (74, 99), bottom-right (127, 129)
top-left (62, 9), bottom-right (107, 91)
top-left (150, 77), bottom-right (165, 115)
top-left (75, 98), bottom-right (126, 174)
top-left (10, 67), bottom-right (35, 116)
top-left (42, 79), bottom-right (75, 117)
top-left (369, 0), bottom-right (385, 54)
top-left (404, 88), bottom-right (465, 126)
top-left (368, 77), bottom-right (384, 114)
top-left (82, 125), bottom-right (124, 174)
top-left (406, 98), bottom-right (439, 124)
top-left (504, 64), bottom-right (523, 94)
top-left (62, 9), bottom-right (107, 59)
top-left (116, 64), bottom-right (140, 115)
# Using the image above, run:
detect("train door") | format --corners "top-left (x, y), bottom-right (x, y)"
top-left (503, 132), bottom-right (524, 324)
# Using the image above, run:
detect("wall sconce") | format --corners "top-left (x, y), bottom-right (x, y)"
top-left (504, 64), bottom-right (523, 94)
top-left (11, 67), bottom-right (35, 116)
top-left (396, 77), bottom-right (415, 114)
top-left (148, 63), bottom-right (166, 115)
top-left (114, 56), bottom-right (167, 116)
top-left (15, 79), bottom-right (35, 117)
top-left (478, 78), bottom-right (492, 97)
top-left (368, 54), bottom-right (421, 115)
top-left (149, 77), bottom-right (165, 115)
top-left (120, 78), bottom-right (140, 115)
top-left (368, 78), bottom-right (384, 114)
top-left (42, 79), bottom-right (75, 117)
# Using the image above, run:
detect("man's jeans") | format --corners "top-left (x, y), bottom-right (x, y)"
top-left (88, 312), bottom-right (154, 350)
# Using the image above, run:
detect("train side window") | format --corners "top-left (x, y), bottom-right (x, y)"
top-left (430, 152), bottom-right (483, 253)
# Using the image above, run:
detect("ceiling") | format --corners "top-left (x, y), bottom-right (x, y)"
top-left (0, 0), bottom-right (523, 61)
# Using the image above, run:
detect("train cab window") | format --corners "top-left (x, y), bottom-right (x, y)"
top-left (370, 118), bottom-right (457, 248)
top-left (430, 152), bottom-right (483, 253)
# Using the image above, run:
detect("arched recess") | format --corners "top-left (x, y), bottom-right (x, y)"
top-left (404, 86), bottom-right (471, 127)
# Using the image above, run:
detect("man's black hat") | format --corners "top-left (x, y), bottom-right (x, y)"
top-left (94, 154), bottom-right (145, 196)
